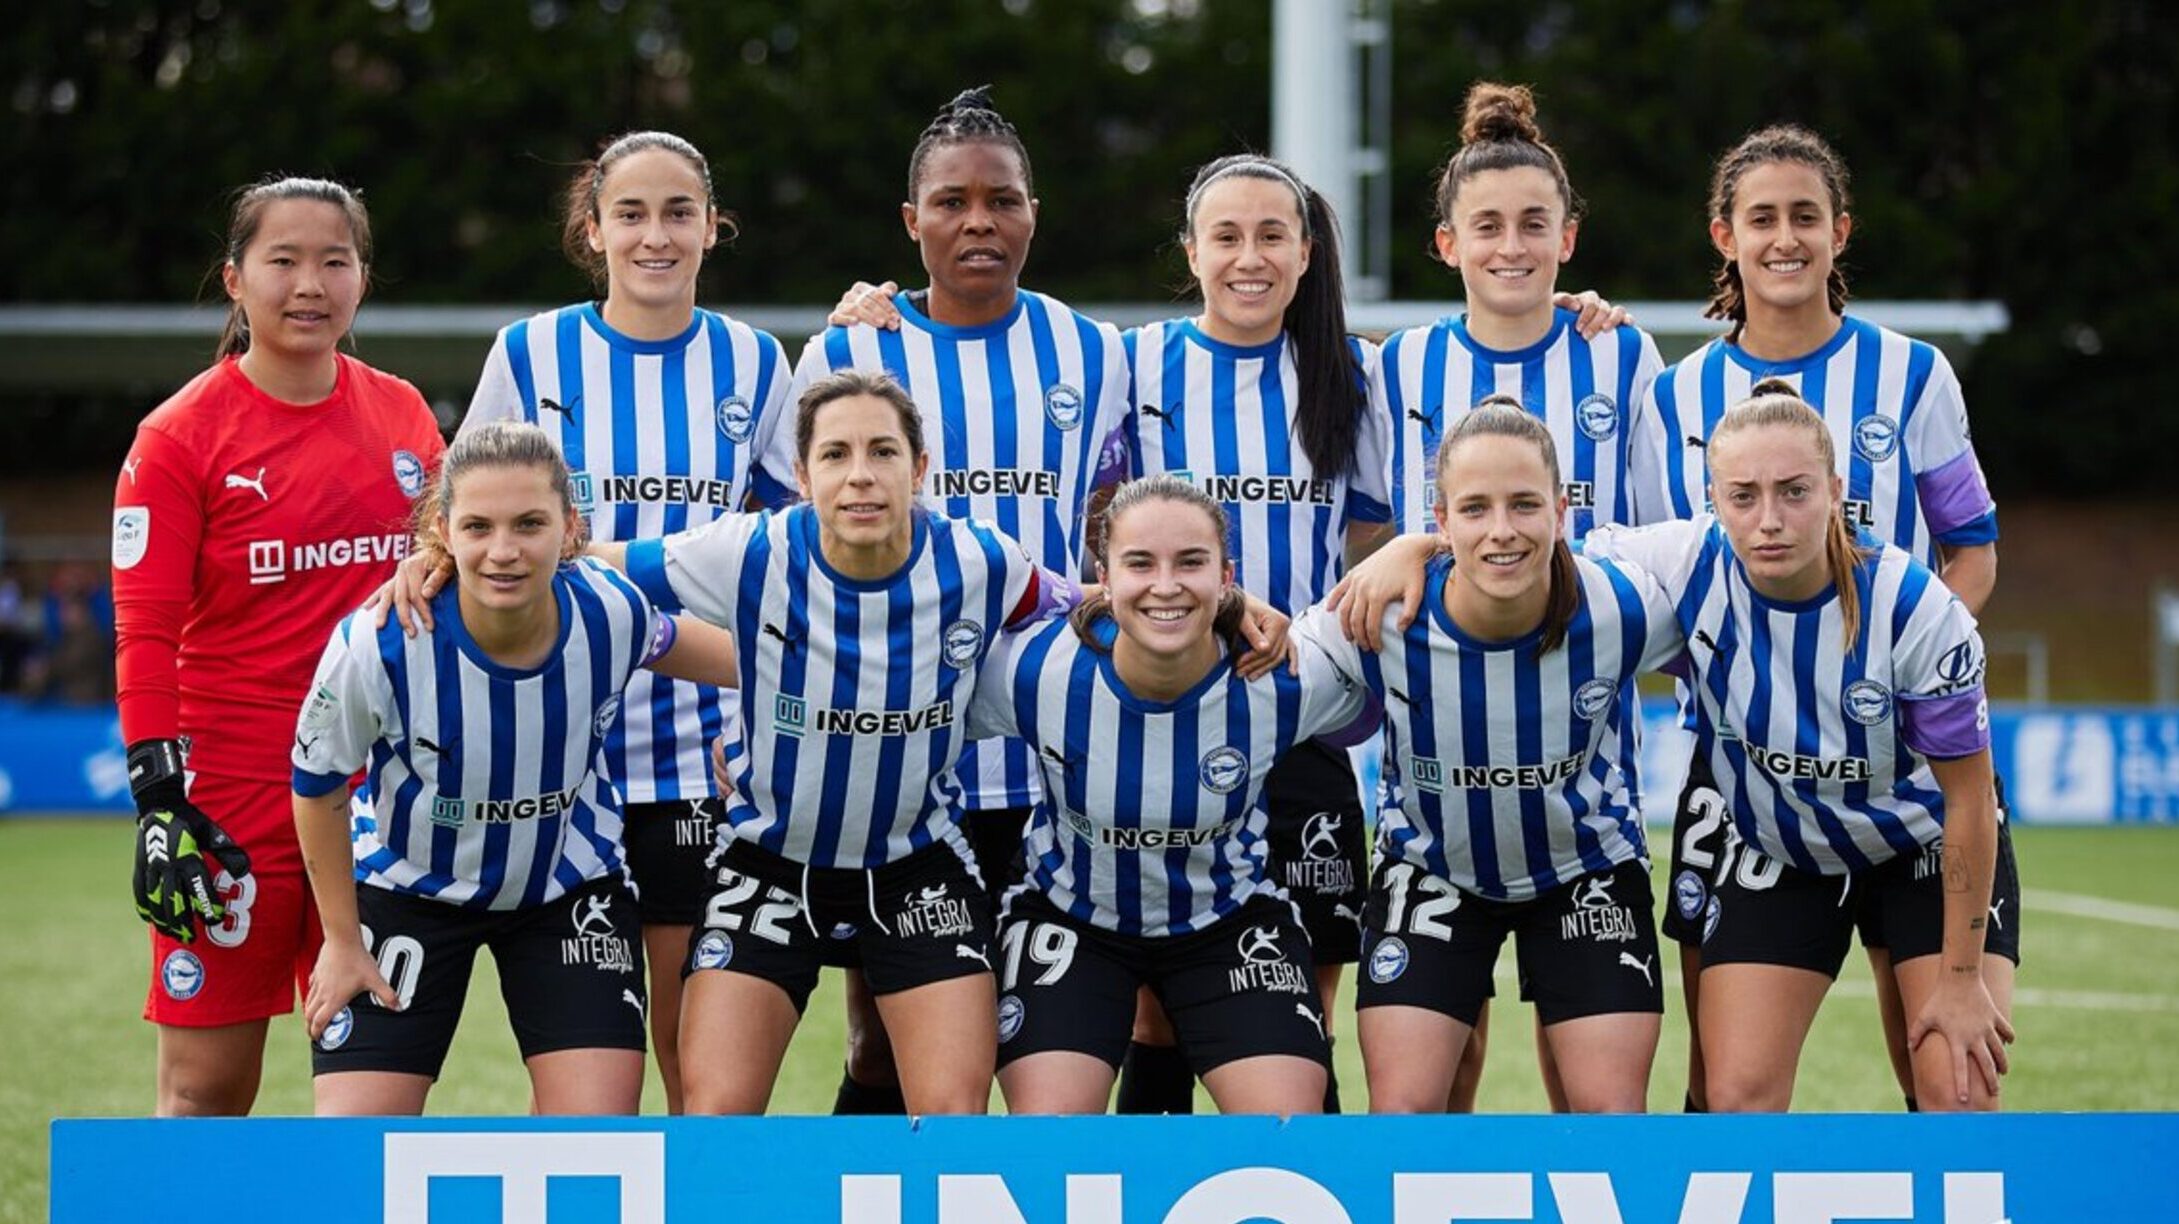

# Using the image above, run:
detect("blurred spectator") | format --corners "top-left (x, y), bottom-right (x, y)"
top-left (22, 562), bottom-right (114, 705)
top-left (0, 560), bottom-right (37, 693)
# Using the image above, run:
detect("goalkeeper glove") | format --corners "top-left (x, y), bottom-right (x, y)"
top-left (128, 739), bottom-right (252, 944)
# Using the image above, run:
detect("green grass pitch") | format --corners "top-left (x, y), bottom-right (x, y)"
top-left (5, 819), bottom-right (2176, 1222)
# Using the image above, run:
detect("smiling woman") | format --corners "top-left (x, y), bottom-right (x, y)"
top-left (111, 175), bottom-right (445, 1119)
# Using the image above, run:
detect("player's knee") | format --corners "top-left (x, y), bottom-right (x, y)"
top-left (845, 1028), bottom-right (899, 1083)
top-left (159, 1074), bottom-right (255, 1117)
top-left (1700, 1069), bottom-right (1788, 1113)
top-left (1559, 1080), bottom-right (1647, 1114)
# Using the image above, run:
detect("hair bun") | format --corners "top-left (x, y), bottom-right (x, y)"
top-left (944, 85), bottom-right (998, 116)
top-left (1460, 82), bottom-right (1543, 146)
top-left (1748, 376), bottom-right (1801, 399)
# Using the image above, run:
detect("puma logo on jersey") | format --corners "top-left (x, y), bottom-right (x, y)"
top-left (224, 468), bottom-right (269, 500)
top-left (1139, 403), bottom-right (1175, 424)
top-left (1386, 685), bottom-right (1412, 706)
top-left (1692, 628), bottom-right (1719, 654)
top-left (122, 457), bottom-right (143, 485)
top-left (414, 735), bottom-right (454, 756)
top-left (1406, 408), bottom-right (1437, 429)
top-left (761, 622), bottom-right (802, 653)
top-left (295, 731), bottom-right (320, 755)
top-left (1619, 951), bottom-right (1655, 988)
top-left (539, 396), bottom-right (578, 421)
top-left (1039, 745), bottom-right (1078, 776)
top-left (1684, 434), bottom-right (1707, 450)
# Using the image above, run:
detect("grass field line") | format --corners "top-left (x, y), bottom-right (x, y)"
top-left (1830, 979), bottom-right (2179, 1013)
top-left (2025, 888), bottom-right (2179, 931)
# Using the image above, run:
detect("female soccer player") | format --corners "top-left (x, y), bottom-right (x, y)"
top-left (1312, 399), bottom-right (1681, 1113)
top-left (1111, 153), bottom-right (1393, 1113)
top-left (1594, 382), bottom-right (2013, 1111)
top-left (293, 421), bottom-right (736, 1115)
top-left (457, 130), bottom-right (791, 1112)
top-left (1625, 125), bottom-right (2009, 1110)
top-left (617, 370), bottom-right (1083, 1115)
top-left (969, 475), bottom-right (1378, 1115)
top-left (776, 87), bottom-right (1281, 1113)
top-left (113, 175), bottom-right (444, 1116)
top-left (1369, 79), bottom-right (1664, 1111)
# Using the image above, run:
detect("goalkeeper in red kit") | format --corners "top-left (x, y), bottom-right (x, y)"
top-left (112, 176), bottom-right (442, 1115)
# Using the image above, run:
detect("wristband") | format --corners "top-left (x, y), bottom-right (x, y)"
top-left (127, 738), bottom-right (187, 807)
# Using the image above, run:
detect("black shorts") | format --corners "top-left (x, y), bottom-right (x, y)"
top-left (622, 798), bottom-right (727, 925)
top-left (312, 876), bottom-right (647, 1078)
top-left (686, 836), bottom-right (995, 1013)
top-left (962, 805), bottom-right (1035, 920)
top-left (1661, 749), bottom-right (1729, 947)
top-left (1356, 858), bottom-right (1663, 1026)
top-left (1700, 828), bottom-right (2025, 977)
top-left (994, 891), bottom-right (1329, 1076)
top-left (1260, 739), bottom-right (1368, 964)
top-left (1859, 777), bottom-right (2022, 963)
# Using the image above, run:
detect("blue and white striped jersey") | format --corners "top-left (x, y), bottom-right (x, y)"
top-left (1626, 316), bottom-right (1998, 562)
top-left (968, 616), bottom-right (1371, 937)
top-left (291, 560), bottom-right (670, 910)
top-left (1122, 319), bottom-right (1393, 615)
top-left (1585, 516), bottom-right (1992, 874)
top-left (626, 504), bottom-right (1074, 869)
top-left (1300, 553), bottom-right (1682, 900)
top-left (1375, 308), bottom-right (1664, 542)
top-left (465, 302), bottom-right (791, 805)
top-left (768, 289), bottom-right (1130, 812)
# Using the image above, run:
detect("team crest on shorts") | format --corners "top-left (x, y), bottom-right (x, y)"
top-left (941, 619), bottom-right (985, 669)
top-left (160, 949), bottom-right (204, 1001)
top-left (1842, 679), bottom-right (1893, 726)
top-left (1368, 936), bottom-right (1410, 984)
top-left (997, 994), bottom-right (1026, 1043)
top-left (319, 1006), bottom-right (354, 1051)
top-left (593, 694), bottom-right (624, 739)
top-left (1199, 746), bottom-right (1249, 795)
top-left (1703, 896), bottom-right (1723, 943)
top-left (693, 930), bottom-right (734, 970)
top-left (1673, 869), bottom-right (1705, 921)
top-left (1854, 414), bottom-right (1900, 462)
top-left (391, 449), bottom-right (427, 498)
top-left (1573, 677), bottom-right (1618, 721)
top-left (1575, 393), bottom-right (1619, 441)
top-left (1043, 383), bottom-right (1085, 431)
top-left (717, 395), bottom-right (756, 443)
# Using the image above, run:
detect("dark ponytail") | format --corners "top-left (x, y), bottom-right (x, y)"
top-left (1180, 154), bottom-right (1367, 478)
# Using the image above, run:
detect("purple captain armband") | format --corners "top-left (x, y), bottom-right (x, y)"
top-left (1898, 686), bottom-right (1990, 760)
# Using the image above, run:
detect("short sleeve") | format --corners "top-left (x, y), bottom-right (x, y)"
top-left (745, 329), bottom-right (799, 509)
top-left (624, 511), bottom-right (764, 628)
top-left (1344, 336), bottom-right (1394, 524)
top-left (290, 615), bottom-right (387, 795)
top-left (1580, 516), bottom-right (1713, 607)
top-left (964, 627), bottom-right (1030, 742)
top-left (1617, 331), bottom-right (1667, 527)
top-left (1291, 623), bottom-right (1374, 746)
top-left (760, 336), bottom-right (836, 505)
top-left (1592, 555), bottom-right (1688, 674)
top-left (459, 334), bottom-right (526, 438)
top-left (1902, 352), bottom-right (1998, 545)
top-left (1892, 573), bottom-right (1990, 759)
top-left (1624, 374), bottom-right (1679, 528)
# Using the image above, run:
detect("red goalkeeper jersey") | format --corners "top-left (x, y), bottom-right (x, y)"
top-left (113, 354), bottom-right (445, 802)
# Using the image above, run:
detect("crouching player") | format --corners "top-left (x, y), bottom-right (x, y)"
top-left (291, 422), bottom-right (736, 1115)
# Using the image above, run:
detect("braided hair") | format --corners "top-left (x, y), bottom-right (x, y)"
top-left (907, 86), bottom-right (1034, 200)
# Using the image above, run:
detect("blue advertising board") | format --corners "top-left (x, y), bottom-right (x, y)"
top-left (8, 696), bottom-right (2178, 824)
top-left (48, 1114), bottom-right (2179, 1222)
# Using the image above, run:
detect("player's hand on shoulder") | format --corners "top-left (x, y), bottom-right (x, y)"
top-left (827, 280), bottom-right (904, 331)
top-left (367, 549), bottom-right (453, 636)
top-left (1553, 288), bottom-right (1633, 339)
top-left (1233, 592), bottom-right (1293, 680)
top-left (1325, 533), bottom-right (1435, 651)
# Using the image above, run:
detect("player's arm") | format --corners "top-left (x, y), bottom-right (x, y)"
top-left (458, 334), bottom-right (527, 435)
top-left (644, 614), bottom-right (739, 690)
top-left (113, 427), bottom-right (251, 942)
top-left (1936, 543), bottom-right (1996, 617)
top-left (1325, 531), bottom-right (1439, 651)
top-left (1913, 748), bottom-right (2010, 1105)
top-left (1910, 354), bottom-right (1998, 615)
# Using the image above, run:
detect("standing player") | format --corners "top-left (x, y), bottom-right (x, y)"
top-left (1114, 154), bottom-right (1393, 1113)
top-left (1369, 81), bottom-right (1663, 1109)
top-left (765, 87), bottom-right (1133, 1113)
top-left (1625, 125), bottom-right (2008, 1111)
top-left (616, 371), bottom-right (1082, 1115)
top-left (458, 131), bottom-right (790, 1112)
top-left (114, 176), bottom-right (444, 1116)
top-left (1314, 400), bottom-right (1681, 1113)
top-left (1590, 383), bottom-right (2014, 1112)
top-left (971, 476), bottom-right (1374, 1115)
top-left (293, 422), bottom-right (737, 1115)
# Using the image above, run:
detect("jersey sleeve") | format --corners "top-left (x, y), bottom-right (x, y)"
top-left (745, 329), bottom-right (798, 509)
top-left (623, 511), bottom-right (763, 628)
top-left (459, 333), bottom-right (526, 439)
top-left (758, 336), bottom-right (834, 507)
top-left (1344, 336), bottom-right (1394, 524)
top-left (290, 615), bottom-right (387, 796)
top-left (1902, 351), bottom-right (1998, 546)
top-left (1291, 621), bottom-right (1378, 747)
top-left (1594, 556), bottom-right (1688, 674)
top-left (1624, 373), bottom-right (1679, 528)
top-left (1617, 331), bottom-right (1668, 527)
top-left (112, 423), bottom-right (205, 745)
top-left (1093, 321), bottom-right (1134, 490)
top-left (964, 625), bottom-right (1030, 742)
top-left (1892, 570), bottom-right (1991, 760)
top-left (1579, 516), bottom-right (1712, 607)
